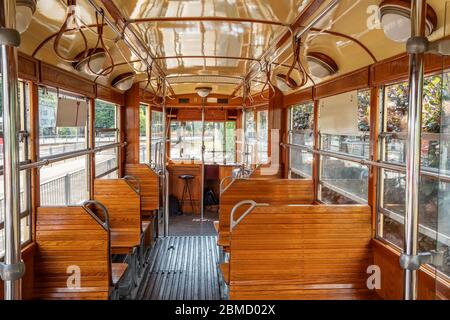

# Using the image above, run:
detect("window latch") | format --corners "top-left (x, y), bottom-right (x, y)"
top-left (400, 250), bottom-right (448, 270)
top-left (0, 261), bottom-right (26, 281)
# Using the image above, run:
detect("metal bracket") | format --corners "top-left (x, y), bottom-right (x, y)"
top-left (0, 28), bottom-right (21, 47)
top-left (400, 250), bottom-right (445, 271)
top-left (407, 36), bottom-right (450, 56)
top-left (0, 261), bottom-right (26, 281)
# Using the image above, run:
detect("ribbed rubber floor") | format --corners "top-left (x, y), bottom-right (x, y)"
top-left (136, 236), bottom-right (221, 300)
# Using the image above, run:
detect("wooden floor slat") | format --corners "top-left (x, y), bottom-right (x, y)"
top-left (136, 236), bottom-right (221, 300)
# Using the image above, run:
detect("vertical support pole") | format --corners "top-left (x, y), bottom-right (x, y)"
top-left (161, 84), bottom-right (169, 237)
top-left (403, 0), bottom-right (426, 301)
top-left (312, 99), bottom-right (320, 202)
top-left (0, 0), bottom-right (25, 300)
top-left (88, 98), bottom-right (95, 199)
top-left (200, 98), bottom-right (206, 221)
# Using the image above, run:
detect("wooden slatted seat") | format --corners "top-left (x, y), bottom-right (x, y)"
top-left (34, 207), bottom-right (115, 300)
top-left (218, 179), bottom-right (314, 248)
top-left (94, 179), bottom-right (141, 254)
top-left (112, 263), bottom-right (128, 285)
top-left (125, 163), bottom-right (160, 214)
top-left (225, 204), bottom-right (375, 300)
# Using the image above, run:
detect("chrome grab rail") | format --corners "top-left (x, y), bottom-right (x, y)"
top-left (219, 176), bottom-right (235, 195)
top-left (82, 200), bottom-right (110, 232)
top-left (230, 200), bottom-right (269, 232)
top-left (123, 175), bottom-right (142, 195)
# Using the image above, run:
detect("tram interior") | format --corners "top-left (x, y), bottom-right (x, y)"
top-left (0, 0), bottom-right (449, 300)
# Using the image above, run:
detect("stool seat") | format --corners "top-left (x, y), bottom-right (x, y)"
top-left (179, 174), bottom-right (194, 180)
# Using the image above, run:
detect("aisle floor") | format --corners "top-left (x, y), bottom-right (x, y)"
top-left (136, 236), bottom-right (222, 300)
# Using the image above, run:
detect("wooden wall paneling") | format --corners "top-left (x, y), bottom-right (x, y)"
top-left (33, 207), bottom-right (111, 300)
top-left (218, 179), bottom-right (315, 247)
top-left (370, 53), bottom-right (450, 87)
top-left (124, 83), bottom-right (141, 165)
top-left (227, 204), bottom-right (374, 300)
top-left (0, 243), bottom-right (36, 300)
top-left (18, 53), bottom-right (39, 82)
top-left (312, 100), bottom-right (320, 202)
top-left (314, 67), bottom-right (370, 99)
top-left (96, 84), bottom-right (125, 106)
top-left (368, 87), bottom-right (379, 237)
top-left (283, 87), bottom-right (314, 107)
top-left (118, 104), bottom-right (126, 177)
top-left (372, 239), bottom-right (450, 300)
top-left (268, 88), bottom-right (283, 177)
top-left (167, 164), bottom-right (202, 214)
top-left (39, 62), bottom-right (96, 98)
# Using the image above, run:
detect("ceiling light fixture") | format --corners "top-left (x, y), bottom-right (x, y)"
top-left (196, 87), bottom-right (212, 98)
top-left (112, 72), bottom-right (135, 91)
top-left (306, 52), bottom-right (338, 78)
top-left (73, 48), bottom-right (107, 76)
top-left (380, 0), bottom-right (437, 43)
top-left (16, 0), bottom-right (36, 34)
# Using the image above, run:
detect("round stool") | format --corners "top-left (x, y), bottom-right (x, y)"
top-left (178, 175), bottom-right (195, 214)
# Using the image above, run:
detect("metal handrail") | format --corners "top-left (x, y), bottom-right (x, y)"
top-left (123, 175), bottom-right (142, 195)
top-left (281, 142), bottom-right (450, 182)
top-left (219, 175), bottom-right (235, 195)
top-left (230, 200), bottom-right (269, 232)
top-left (82, 200), bottom-right (110, 232)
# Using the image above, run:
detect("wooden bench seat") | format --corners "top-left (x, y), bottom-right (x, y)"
top-left (225, 204), bottom-right (374, 300)
top-left (218, 179), bottom-right (314, 248)
top-left (112, 263), bottom-right (128, 285)
top-left (125, 163), bottom-right (159, 212)
top-left (94, 179), bottom-right (142, 254)
top-left (34, 206), bottom-right (116, 300)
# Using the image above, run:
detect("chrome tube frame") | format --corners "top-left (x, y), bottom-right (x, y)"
top-left (230, 200), bottom-right (269, 231)
top-left (200, 98), bottom-right (206, 221)
top-left (0, 0), bottom-right (24, 300)
top-left (161, 83), bottom-right (169, 237)
top-left (403, 0), bottom-right (427, 300)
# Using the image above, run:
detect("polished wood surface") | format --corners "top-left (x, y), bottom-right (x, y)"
top-left (372, 239), bottom-right (450, 300)
top-left (168, 163), bottom-right (202, 214)
top-left (94, 179), bottom-right (141, 253)
top-left (124, 84), bottom-right (141, 165)
top-left (18, 53), bottom-right (39, 82)
top-left (125, 164), bottom-right (160, 213)
top-left (33, 207), bottom-right (111, 300)
top-left (314, 67), bottom-right (370, 99)
top-left (283, 87), bottom-right (314, 108)
top-left (96, 84), bottom-right (126, 106)
top-left (218, 179), bottom-right (314, 247)
top-left (40, 62), bottom-right (96, 98)
top-left (225, 204), bottom-right (374, 300)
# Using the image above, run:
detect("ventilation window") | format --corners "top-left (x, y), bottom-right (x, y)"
top-left (217, 98), bottom-right (229, 104)
top-left (178, 98), bottom-right (190, 104)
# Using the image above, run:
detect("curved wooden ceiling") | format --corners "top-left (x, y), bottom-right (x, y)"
top-left (19, 0), bottom-right (448, 97)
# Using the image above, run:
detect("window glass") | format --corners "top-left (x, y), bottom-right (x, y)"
top-left (383, 76), bottom-right (442, 167)
top-left (377, 73), bottom-right (450, 276)
top-left (256, 110), bottom-right (269, 164)
top-left (318, 90), bottom-right (370, 203)
top-left (40, 155), bottom-right (89, 206)
top-left (289, 102), bottom-right (314, 178)
top-left (139, 104), bottom-right (149, 163)
top-left (244, 110), bottom-right (256, 164)
top-left (320, 156), bottom-right (369, 203)
top-left (321, 90), bottom-right (371, 159)
top-left (151, 110), bottom-right (164, 167)
top-left (95, 148), bottom-right (118, 178)
top-left (95, 100), bottom-right (118, 147)
top-left (170, 121), bottom-right (236, 164)
top-left (39, 88), bottom-right (87, 157)
top-left (0, 79), bottom-right (32, 255)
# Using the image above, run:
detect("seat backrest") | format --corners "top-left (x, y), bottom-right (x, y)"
top-left (125, 164), bottom-right (159, 212)
top-left (94, 179), bottom-right (141, 247)
top-left (34, 206), bottom-right (111, 300)
top-left (228, 204), bottom-right (373, 300)
top-left (218, 179), bottom-right (314, 246)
